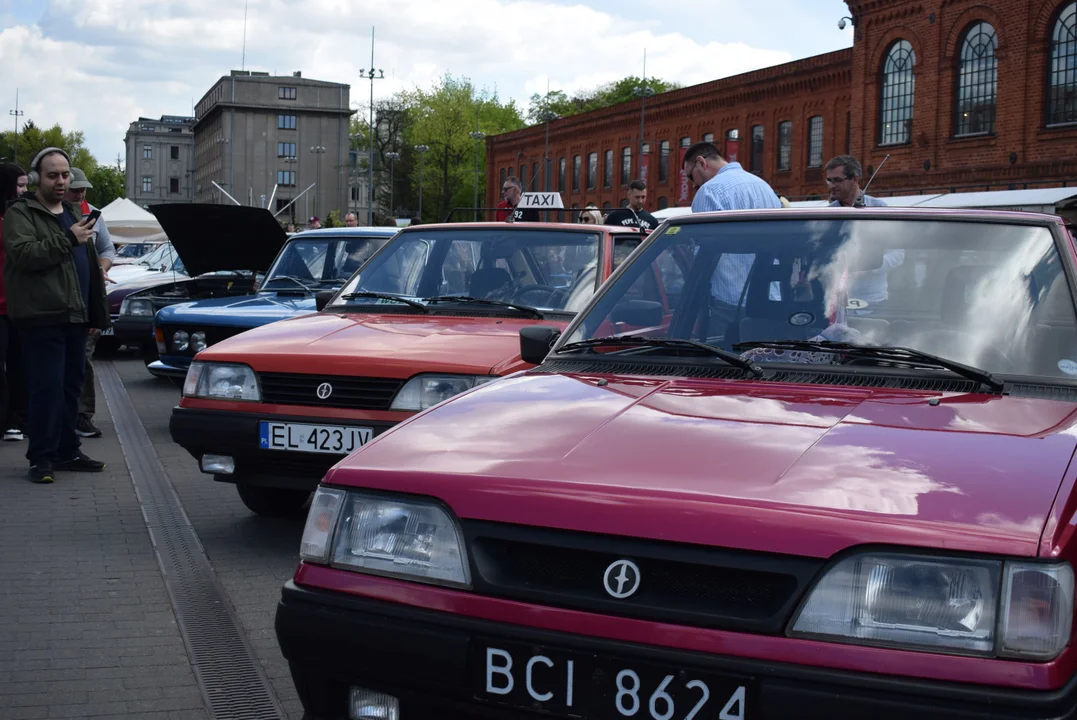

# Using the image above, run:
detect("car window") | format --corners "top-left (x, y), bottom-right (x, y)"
top-left (265, 235), bottom-right (392, 287)
top-left (565, 218), bottom-right (1077, 380)
top-left (335, 229), bottom-right (601, 312)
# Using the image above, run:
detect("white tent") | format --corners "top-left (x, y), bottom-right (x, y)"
top-left (100, 198), bottom-right (167, 242)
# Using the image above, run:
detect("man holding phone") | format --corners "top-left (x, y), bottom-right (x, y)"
top-left (66, 168), bottom-right (116, 439)
top-left (1, 148), bottom-right (109, 483)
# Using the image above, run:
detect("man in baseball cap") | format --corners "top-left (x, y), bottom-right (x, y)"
top-left (64, 168), bottom-right (116, 440)
top-left (308, 216), bottom-right (321, 229)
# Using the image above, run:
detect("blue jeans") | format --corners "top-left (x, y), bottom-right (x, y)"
top-left (20, 323), bottom-right (87, 466)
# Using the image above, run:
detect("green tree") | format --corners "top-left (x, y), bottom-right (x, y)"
top-left (527, 76), bottom-right (682, 125)
top-left (0, 120), bottom-right (95, 174)
top-left (404, 75), bottom-right (525, 222)
top-left (87, 164), bottom-right (125, 208)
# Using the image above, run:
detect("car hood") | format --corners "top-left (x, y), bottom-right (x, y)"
top-left (149, 204), bottom-right (286, 277)
top-left (332, 372), bottom-right (1077, 559)
top-left (156, 292), bottom-right (316, 328)
top-left (201, 311), bottom-right (569, 376)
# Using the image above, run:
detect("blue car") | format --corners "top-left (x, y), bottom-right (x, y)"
top-left (148, 211), bottom-right (398, 380)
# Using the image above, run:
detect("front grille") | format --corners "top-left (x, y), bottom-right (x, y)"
top-left (464, 521), bottom-right (822, 633)
top-left (259, 373), bottom-right (404, 410)
top-left (159, 324), bottom-right (246, 354)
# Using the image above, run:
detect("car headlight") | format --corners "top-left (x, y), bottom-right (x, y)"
top-left (190, 331), bottom-right (207, 353)
top-left (181, 361), bottom-right (261, 401)
top-left (121, 297), bottom-right (154, 317)
top-left (173, 330), bottom-right (189, 352)
top-left (389, 374), bottom-right (496, 411)
top-left (326, 492), bottom-right (470, 588)
top-left (791, 552), bottom-right (1073, 660)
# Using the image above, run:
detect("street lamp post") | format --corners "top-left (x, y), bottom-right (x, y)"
top-left (415, 144), bottom-right (430, 219)
top-left (468, 131), bottom-right (485, 221)
top-left (9, 88), bottom-right (24, 164)
top-left (384, 150), bottom-right (400, 218)
top-left (360, 28), bottom-right (385, 225)
top-left (310, 145), bottom-right (326, 218)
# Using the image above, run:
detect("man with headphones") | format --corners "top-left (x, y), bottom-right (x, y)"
top-left (1, 147), bottom-right (109, 483)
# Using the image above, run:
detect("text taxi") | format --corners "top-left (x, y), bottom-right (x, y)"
top-left (169, 221), bottom-right (652, 516)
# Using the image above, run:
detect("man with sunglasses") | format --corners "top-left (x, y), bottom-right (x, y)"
top-left (499, 175), bottom-right (539, 223)
top-left (824, 155), bottom-right (886, 208)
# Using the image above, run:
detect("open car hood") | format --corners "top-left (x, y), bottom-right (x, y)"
top-left (149, 204), bottom-right (287, 277)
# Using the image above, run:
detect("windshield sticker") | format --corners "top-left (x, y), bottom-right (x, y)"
top-left (789, 312), bottom-right (815, 327)
top-left (846, 298), bottom-right (869, 310)
top-left (665, 226), bottom-right (681, 235)
top-left (1059, 360), bottom-right (1077, 375)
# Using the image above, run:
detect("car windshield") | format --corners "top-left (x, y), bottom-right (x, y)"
top-left (117, 243), bottom-right (152, 258)
top-left (331, 228), bottom-right (602, 312)
top-left (137, 243), bottom-right (177, 269)
top-left (263, 234), bottom-right (390, 289)
top-left (561, 217), bottom-right (1077, 381)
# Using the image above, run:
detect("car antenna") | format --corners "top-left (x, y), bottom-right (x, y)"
top-left (856, 154), bottom-right (890, 207)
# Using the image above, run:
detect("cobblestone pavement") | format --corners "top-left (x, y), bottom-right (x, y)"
top-left (0, 353), bottom-right (307, 719)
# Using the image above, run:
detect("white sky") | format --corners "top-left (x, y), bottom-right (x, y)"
top-left (0, 0), bottom-right (854, 163)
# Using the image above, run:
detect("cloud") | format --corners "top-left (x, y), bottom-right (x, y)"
top-left (0, 0), bottom-right (832, 165)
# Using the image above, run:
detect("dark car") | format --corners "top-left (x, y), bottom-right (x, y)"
top-left (107, 205), bottom-right (288, 360)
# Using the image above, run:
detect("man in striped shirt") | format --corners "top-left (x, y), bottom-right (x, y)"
top-left (683, 142), bottom-right (782, 339)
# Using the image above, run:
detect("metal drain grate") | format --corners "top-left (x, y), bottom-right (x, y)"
top-left (98, 360), bottom-right (286, 720)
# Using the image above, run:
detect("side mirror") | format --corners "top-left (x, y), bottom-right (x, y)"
top-left (520, 325), bottom-right (562, 366)
top-left (611, 299), bottom-right (663, 327)
top-left (315, 290), bottom-right (335, 312)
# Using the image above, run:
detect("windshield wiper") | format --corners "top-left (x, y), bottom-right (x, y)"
top-left (261, 275), bottom-right (314, 292)
top-left (423, 295), bottom-right (545, 319)
top-left (558, 336), bottom-right (764, 377)
top-left (732, 340), bottom-right (1003, 391)
top-left (338, 291), bottom-right (429, 312)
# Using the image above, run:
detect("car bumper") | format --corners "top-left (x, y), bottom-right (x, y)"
top-left (112, 315), bottom-right (153, 345)
top-left (275, 581), bottom-right (1077, 720)
top-left (169, 407), bottom-right (395, 491)
top-left (147, 359), bottom-right (189, 380)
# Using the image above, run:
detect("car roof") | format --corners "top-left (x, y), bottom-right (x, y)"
top-left (289, 226), bottom-right (399, 238)
top-left (668, 206), bottom-right (1068, 227)
top-left (397, 221), bottom-right (636, 233)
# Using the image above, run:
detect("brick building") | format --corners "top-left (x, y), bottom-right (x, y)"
top-left (486, 0), bottom-right (1077, 211)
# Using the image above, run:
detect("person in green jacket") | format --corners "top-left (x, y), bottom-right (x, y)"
top-left (1, 147), bottom-right (109, 483)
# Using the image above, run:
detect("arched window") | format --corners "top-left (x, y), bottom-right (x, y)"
top-left (955, 22), bottom-right (997, 136)
top-left (879, 40), bottom-right (916, 145)
top-left (1048, 2), bottom-right (1077, 125)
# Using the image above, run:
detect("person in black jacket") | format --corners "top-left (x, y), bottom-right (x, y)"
top-left (604, 180), bottom-right (659, 232)
top-left (1, 147), bottom-right (108, 483)
top-left (500, 176), bottom-right (539, 223)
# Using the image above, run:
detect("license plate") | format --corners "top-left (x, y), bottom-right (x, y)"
top-left (258, 422), bottom-right (372, 455)
top-left (473, 641), bottom-right (752, 719)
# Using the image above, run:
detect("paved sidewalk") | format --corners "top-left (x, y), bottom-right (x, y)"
top-left (0, 378), bottom-right (208, 719)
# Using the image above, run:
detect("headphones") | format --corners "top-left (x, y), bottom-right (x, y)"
top-left (27, 147), bottom-right (71, 186)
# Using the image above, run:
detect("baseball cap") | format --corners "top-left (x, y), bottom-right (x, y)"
top-left (69, 168), bottom-right (93, 190)
top-left (309, 216), bottom-right (320, 223)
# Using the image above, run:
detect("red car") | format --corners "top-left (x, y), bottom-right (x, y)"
top-left (276, 208), bottom-right (1077, 719)
top-left (170, 221), bottom-right (650, 516)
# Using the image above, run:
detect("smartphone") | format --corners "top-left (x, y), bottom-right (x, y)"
top-left (84, 209), bottom-right (101, 224)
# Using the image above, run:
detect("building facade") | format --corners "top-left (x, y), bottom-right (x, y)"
top-left (486, 0), bottom-right (1077, 210)
top-left (192, 71), bottom-right (354, 224)
top-left (124, 115), bottom-right (196, 208)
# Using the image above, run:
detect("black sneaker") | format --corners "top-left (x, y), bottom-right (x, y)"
top-left (55, 453), bottom-right (106, 473)
top-left (76, 417), bottom-right (103, 438)
top-left (29, 463), bottom-right (55, 484)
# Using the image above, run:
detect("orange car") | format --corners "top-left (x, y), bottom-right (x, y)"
top-left (169, 221), bottom-right (652, 516)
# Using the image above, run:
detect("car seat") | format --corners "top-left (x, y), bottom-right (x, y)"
top-left (469, 267), bottom-right (513, 299)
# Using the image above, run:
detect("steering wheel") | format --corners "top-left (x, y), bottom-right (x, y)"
top-left (514, 284), bottom-right (565, 307)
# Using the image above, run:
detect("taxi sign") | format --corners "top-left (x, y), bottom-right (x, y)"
top-left (520, 192), bottom-right (564, 209)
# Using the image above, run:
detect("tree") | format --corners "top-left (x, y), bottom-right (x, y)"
top-left (404, 75), bottom-right (525, 222)
top-left (527, 76), bottom-right (682, 125)
top-left (87, 164), bottom-right (126, 208)
top-left (0, 121), bottom-right (95, 174)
